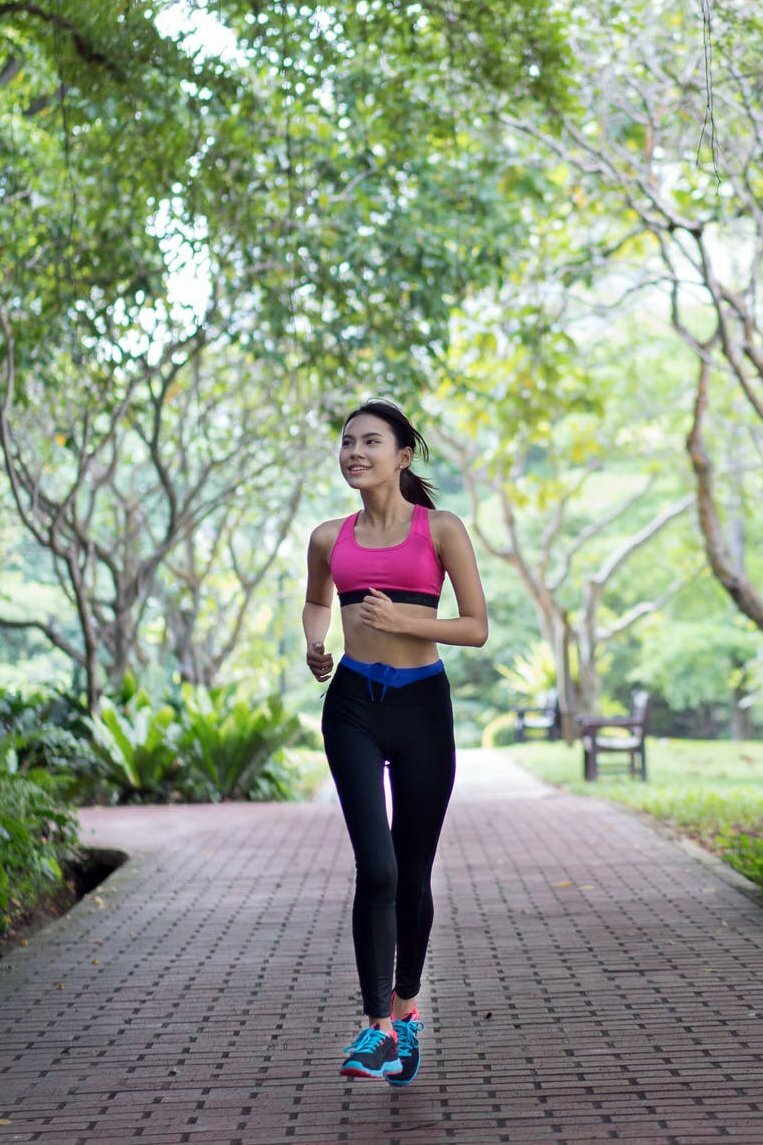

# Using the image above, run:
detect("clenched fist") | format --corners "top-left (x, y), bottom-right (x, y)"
top-left (306, 641), bottom-right (334, 682)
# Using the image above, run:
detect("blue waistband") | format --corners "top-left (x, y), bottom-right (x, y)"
top-left (340, 655), bottom-right (444, 700)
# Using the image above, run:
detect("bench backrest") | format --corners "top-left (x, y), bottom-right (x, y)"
top-left (630, 689), bottom-right (650, 734)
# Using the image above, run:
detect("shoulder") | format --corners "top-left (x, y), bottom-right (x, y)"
top-left (428, 509), bottom-right (469, 542)
top-left (308, 516), bottom-right (348, 558)
top-left (428, 509), bottom-right (474, 558)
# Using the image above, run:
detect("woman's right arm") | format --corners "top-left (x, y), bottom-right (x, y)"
top-left (303, 523), bottom-right (336, 682)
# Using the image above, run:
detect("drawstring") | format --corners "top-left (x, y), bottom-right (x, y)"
top-left (366, 663), bottom-right (395, 702)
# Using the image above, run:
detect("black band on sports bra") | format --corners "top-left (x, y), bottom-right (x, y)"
top-left (338, 589), bottom-right (441, 608)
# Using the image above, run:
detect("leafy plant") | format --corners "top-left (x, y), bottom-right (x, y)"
top-left (176, 684), bottom-right (301, 801)
top-left (0, 686), bottom-right (100, 801)
top-left (88, 691), bottom-right (182, 802)
top-left (717, 830), bottom-right (763, 888)
top-left (496, 642), bottom-right (557, 702)
top-left (0, 772), bottom-right (81, 938)
top-left (481, 712), bottom-right (519, 748)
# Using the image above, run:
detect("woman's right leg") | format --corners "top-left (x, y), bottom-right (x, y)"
top-left (322, 674), bottom-right (398, 1022)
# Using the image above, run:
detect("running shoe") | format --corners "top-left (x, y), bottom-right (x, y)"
top-left (387, 1010), bottom-right (424, 1086)
top-left (340, 1024), bottom-right (403, 1079)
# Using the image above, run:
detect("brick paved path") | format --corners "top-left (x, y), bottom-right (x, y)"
top-left (1, 749), bottom-right (762, 1144)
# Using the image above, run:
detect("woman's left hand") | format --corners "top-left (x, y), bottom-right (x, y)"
top-left (359, 588), bottom-right (402, 632)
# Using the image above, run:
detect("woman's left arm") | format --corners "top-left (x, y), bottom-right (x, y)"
top-left (359, 512), bottom-right (488, 647)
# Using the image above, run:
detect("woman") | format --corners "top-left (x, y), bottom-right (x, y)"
top-left (303, 399), bottom-right (487, 1084)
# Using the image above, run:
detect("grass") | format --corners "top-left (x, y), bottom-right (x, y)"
top-left (510, 738), bottom-right (763, 892)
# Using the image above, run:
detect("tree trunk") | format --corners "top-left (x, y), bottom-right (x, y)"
top-left (687, 359), bottom-right (763, 631)
top-left (729, 687), bottom-right (753, 741)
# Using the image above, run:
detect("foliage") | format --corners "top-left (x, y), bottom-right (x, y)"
top-left (496, 642), bottom-right (557, 703)
top-left (0, 680), bottom-right (307, 804)
top-left (497, 0), bottom-right (763, 631)
top-left (430, 273), bottom-right (700, 720)
top-left (87, 691), bottom-right (182, 802)
top-left (481, 713), bottom-right (518, 750)
top-left (423, 0), bottom-right (763, 726)
top-left (283, 747), bottom-right (330, 802)
top-left (632, 616), bottom-right (761, 713)
top-left (0, 0), bottom-right (201, 375)
top-left (176, 683), bottom-right (301, 801)
top-left (716, 831), bottom-right (763, 889)
top-left (0, 769), bottom-right (81, 938)
top-left (0, 683), bottom-right (87, 737)
top-left (511, 739), bottom-right (763, 891)
top-left (0, 2), bottom-right (574, 701)
top-left (0, 685), bottom-right (100, 800)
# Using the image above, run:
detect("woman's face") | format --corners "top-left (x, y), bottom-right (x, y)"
top-left (339, 414), bottom-right (412, 491)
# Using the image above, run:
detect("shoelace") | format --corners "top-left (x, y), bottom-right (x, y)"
top-left (343, 1026), bottom-right (392, 1054)
top-left (393, 1018), bottom-right (424, 1058)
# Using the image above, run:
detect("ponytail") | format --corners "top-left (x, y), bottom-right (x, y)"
top-left (343, 398), bottom-right (438, 508)
top-left (400, 466), bottom-right (437, 508)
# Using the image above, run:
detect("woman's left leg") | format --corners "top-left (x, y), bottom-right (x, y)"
top-left (385, 671), bottom-right (456, 1004)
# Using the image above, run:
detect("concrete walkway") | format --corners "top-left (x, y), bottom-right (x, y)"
top-left (1, 749), bottom-right (762, 1144)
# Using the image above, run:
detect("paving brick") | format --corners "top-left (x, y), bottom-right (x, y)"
top-left (1, 749), bottom-right (762, 1144)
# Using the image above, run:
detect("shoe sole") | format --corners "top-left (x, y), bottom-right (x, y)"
top-left (341, 1061), bottom-right (403, 1080)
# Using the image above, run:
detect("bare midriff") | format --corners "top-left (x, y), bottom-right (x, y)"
top-left (340, 602), bottom-right (439, 668)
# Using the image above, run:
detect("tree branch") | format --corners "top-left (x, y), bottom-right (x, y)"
top-left (550, 476), bottom-right (657, 592)
top-left (0, 614), bottom-right (85, 665)
top-left (597, 573), bottom-right (698, 642)
top-left (591, 493), bottom-right (693, 589)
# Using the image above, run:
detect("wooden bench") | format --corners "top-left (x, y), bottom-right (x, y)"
top-left (513, 690), bottom-right (561, 743)
top-left (577, 690), bottom-right (650, 781)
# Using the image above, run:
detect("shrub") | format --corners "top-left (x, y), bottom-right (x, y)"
top-left (0, 681), bottom-right (307, 805)
top-left (0, 770), bottom-right (81, 938)
top-left (176, 684), bottom-right (301, 801)
top-left (87, 690), bottom-right (183, 802)
top-left (717, 829), bottom-right (763, 888)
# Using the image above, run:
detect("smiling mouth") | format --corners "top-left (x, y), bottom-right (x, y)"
top-left (347, 466), bottom-right (369, 473)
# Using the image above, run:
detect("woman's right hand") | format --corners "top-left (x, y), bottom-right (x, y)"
top-left (306, 641), bottom-right (334, 682)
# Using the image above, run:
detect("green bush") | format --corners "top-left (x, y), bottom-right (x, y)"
top-left (0, 681), bottom-right (307, 805)
top-left (0, 684), bottom-right (89, 733)
top-left (87, 690), bottom-right (183, 802)
top-left (717, 830), bottom-right (763, 887)
top-left (176, 684), bottom-right (301, 801)
top-left (0, 770), bottom-right (81, 938)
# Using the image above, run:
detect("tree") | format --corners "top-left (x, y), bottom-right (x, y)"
top-left (435, 342), bottom-right (697, 731)
top-left (1, 2), bottom-right (576, 697)
top-left (0, 314), bottom-right (320, 706)
top-left (499, 0), bottom-right (763, 632)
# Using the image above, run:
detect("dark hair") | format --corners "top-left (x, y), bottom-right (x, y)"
top-left (343, 399), bottom-right (437, 508)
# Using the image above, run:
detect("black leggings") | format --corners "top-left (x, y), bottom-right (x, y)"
top-left (321, 662), bottom-right (456, 1017)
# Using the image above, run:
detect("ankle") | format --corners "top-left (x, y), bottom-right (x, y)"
top-left (371, 1017), bottom-right (394, 1036)
top-left (391, 994), bottom-right (418, 1021)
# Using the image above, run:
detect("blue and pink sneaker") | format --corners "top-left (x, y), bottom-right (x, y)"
top-left (340, 1024), bottom-right (402, 1080)
top-left (388, 1008), bottom-right (424, 1086)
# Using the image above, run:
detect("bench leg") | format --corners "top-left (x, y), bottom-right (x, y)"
top-left (583, 745), bottom-right (597, 781)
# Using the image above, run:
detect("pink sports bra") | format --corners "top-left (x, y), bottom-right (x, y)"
top-left (329, 503), bottom-right (444, 608)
